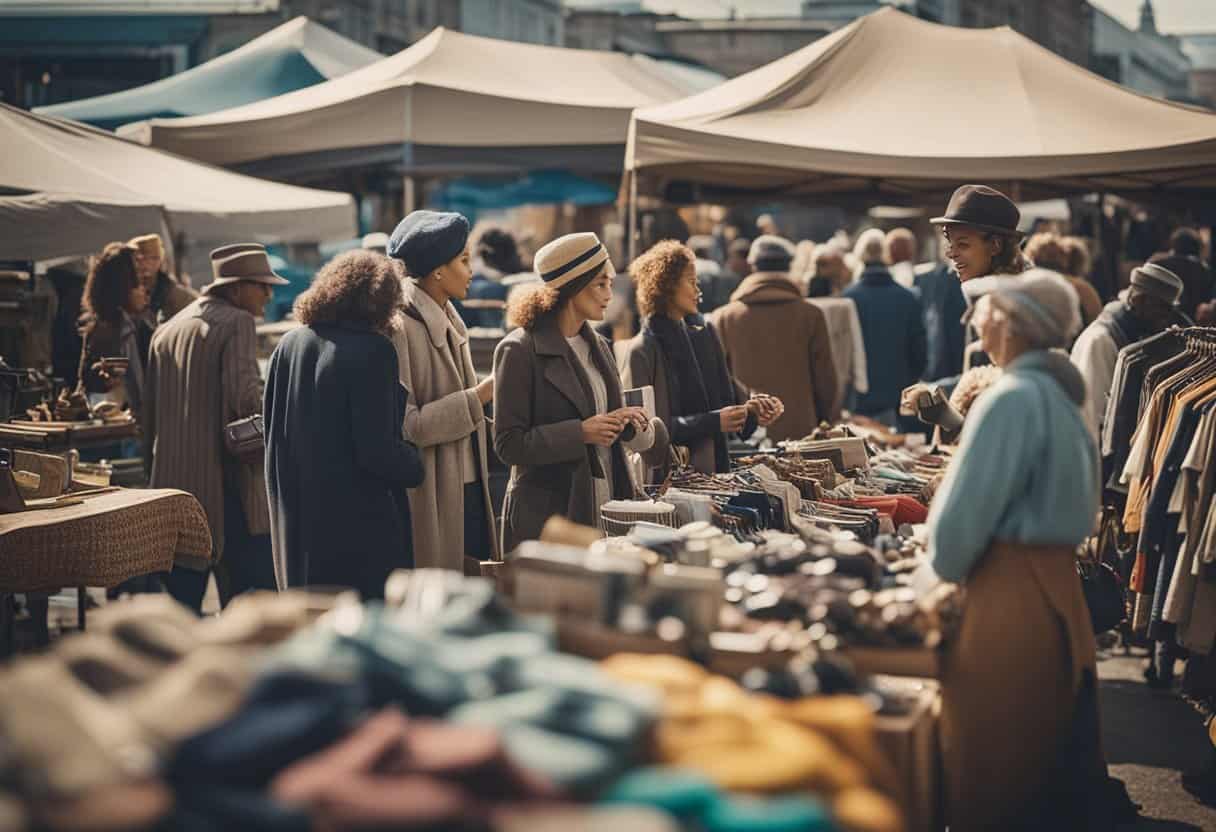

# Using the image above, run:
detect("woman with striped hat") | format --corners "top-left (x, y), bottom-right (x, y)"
top-left (493, 232), bottom-right (665, 553)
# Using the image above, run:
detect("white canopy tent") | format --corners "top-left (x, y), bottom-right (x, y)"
top-left (626, 8), bottom-right (1216, 206)
top-left (0, 103), bottom-right (357, 262)
top-left (119, 27), bottom-right (715, 179)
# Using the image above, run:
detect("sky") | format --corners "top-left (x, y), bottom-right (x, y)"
top-left (564, 1), bottom-right (1216, 33)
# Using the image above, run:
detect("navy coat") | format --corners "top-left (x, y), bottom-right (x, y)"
top-left (842, 265), bottom-right (928, 415)
top-left (265, 323), bottom-right (424, 599)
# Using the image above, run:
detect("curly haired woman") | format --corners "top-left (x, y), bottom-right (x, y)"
top-left (264, 250), bottom-right (424, 598)
top-left (78, 241), bottom-right (149, 420)
top-left (492, 232), bottom-right (665, 552)
top-left (618, 240), bottom-right (782, 482)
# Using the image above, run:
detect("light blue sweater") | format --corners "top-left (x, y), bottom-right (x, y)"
top-left (927, 350), bottom-right (1099, 583)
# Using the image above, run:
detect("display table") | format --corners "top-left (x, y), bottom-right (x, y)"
top-left (0, 419), bottom-right (138, 451)
top-left (0, 488), bottom-right (211, 592)
top-left (873, 676), bottom-right (941, 832)
top-left (0, 487), bottom-right (211, 654)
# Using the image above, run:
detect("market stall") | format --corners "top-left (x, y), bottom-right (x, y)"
top-left (118, 28), bottom-right (716, 180)
top-left (0, 103), bottom-right (358, 263)
top-left (624, 7), bottom-right (1216, 211)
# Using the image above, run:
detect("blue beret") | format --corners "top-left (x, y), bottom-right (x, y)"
top-left (386, 210), bottom-right (470, 278)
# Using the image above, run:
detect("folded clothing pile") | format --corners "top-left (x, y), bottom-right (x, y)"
top-left (599, 654), bottom-right (904, 832)
top-left (0, 581), bottom-right (661, 831)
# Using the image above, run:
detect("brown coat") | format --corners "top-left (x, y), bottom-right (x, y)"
top-left (493, 318), bottom-right (638, 553)
top-left (710, 273), bottom-right (839, 441)
top-left (390, 279), bottom-right (498, 569)
top-left (145, 296), bottom-right (269, 562)
top-left (941, 541), bottom-right (1101, 830)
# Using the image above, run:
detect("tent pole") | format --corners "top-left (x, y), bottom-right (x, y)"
top-left (627, 168), bottom-right (638, 264)
top-left (403, 175), bottom-right (417, 216)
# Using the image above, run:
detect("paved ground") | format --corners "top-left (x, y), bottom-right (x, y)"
top-left (1099, 650), bottom-right (1216, 831)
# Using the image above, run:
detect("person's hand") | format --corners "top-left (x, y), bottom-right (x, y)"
top-left (582, 413), bottom-right (624, 447)
top-left (91, 361), bottom-right (122, 391)
top-left (719, 404), bottom-right (750, 434)
top-left (900, 383), bottom-right (935, 417)
top-left (475, 375), bottom-right (494, 406)
top-left (1197, 300), bottom-right (1216, 327)
top-left (748, 394), bottom-right (784, 427)
top-left (610, 406), bottom-right (649, 434)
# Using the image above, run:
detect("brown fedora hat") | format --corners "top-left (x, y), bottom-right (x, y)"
top-left (202, 248), bottom-right (290, 296)
top-left (931, 184), bottom-right (1023, 238)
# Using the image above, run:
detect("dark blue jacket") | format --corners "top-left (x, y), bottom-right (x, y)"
top-left (265, 323), bottom-right (424, 599)
top-left (843, 265), bottom-right (927, 415)
top-left (913, 262), bottom-right (967, 383)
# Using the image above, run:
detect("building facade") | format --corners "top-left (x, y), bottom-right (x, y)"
top-left (1090, 2), bottom-right (1191, 100)
top-left (1182, 33), bottom-right (1216, 107)
top-left (1, 0), bottom-right (560, 110)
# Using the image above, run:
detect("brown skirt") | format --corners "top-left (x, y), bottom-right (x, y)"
top-left (940, 541), bottom-right (1099, 831)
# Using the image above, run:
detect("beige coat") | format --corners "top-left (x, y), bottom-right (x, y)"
top-left (390, 279), bottom-right (497, 569)
top-left (145, 295), bottom-right (269, 562)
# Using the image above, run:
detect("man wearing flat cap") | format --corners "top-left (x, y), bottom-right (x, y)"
top-left (1071, 261), bottom-right (1191, 438)
top-left (145, 244), bottom-right (288, 610)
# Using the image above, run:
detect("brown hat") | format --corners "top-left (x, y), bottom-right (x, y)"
top-left (209, 242), bottom-right (266, 261)
top-left (931, 184), bottom-right (1023, 238)
top-left (202, 247), bottom-right (290, 296)
top-left (127, 234), bottom-right (164, 259)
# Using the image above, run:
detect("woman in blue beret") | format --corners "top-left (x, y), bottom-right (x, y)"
top-left (387, 210), bottom-right (498, 571)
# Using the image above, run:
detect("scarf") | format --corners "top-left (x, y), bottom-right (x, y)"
top-left (644, 315), bottom-right (710, 419)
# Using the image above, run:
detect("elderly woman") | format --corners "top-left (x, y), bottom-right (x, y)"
top-left (494, 232), bottom-right (661, 552)
top-left (78, 241), bottom-right (149, 422)
top-left (387, 211), bottom-right (498, 570)
top-left (619, 240), bottom-right (782, 483)
top-left (924, 268), bottom-right (1105, 829)
top-left (264, 251), bottom-right (424, 599)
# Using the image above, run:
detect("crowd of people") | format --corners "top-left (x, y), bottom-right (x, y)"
top-left (53, 181), bottom-right (1216, 829)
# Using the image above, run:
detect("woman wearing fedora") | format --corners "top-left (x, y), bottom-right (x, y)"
top-left (618, 239), bottom-right (783, 484)
top-left (145, 244), bottom-right (286, 610)
top-left (264, 250), bottom-right (424, 599)
top-left (386, 210), bottom-right (499, 571)
top-left (493, 232), bottom-right (664, 552)
top-left (902, 184), bottom-right (1039, 437)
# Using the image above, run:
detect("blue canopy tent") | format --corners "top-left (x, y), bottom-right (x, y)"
top-left (34, 17), bottom-right (381, 130)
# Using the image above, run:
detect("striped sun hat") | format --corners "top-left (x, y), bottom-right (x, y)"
top-left (533, 232), bottom-right (614, 298)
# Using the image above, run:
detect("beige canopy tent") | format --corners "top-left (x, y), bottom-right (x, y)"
top-left (0, 103), bottom-right (356, 261)
top-left (626, 7), bottom-right (1216, 206)
top-left (119, 28), bottom-right (711, 180)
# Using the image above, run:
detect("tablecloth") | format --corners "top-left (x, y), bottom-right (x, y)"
top-left (0, 488), bottom-right (211, 593)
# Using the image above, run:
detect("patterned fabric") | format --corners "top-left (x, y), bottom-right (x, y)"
top-left (0, 489), bottom-right (211, 592)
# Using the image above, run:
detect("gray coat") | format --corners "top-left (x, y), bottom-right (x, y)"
top-left (145, 295), bottom-right (266, 563)
top-left (493, 318), bottom-right (638, 553)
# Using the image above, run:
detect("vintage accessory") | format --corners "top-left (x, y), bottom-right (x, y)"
top-left (223, 414), bottom-right (265, 461)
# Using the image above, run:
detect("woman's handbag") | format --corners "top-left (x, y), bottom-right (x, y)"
top-left (1078, 516), bottom-right (1127, 635)
top-left (224, 414), bottom-right (265, 462)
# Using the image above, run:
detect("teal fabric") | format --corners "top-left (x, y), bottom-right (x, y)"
top-left (37, 39), bottom-right (324, 129)
top-left (926, 350), bottom-right (1099, 583)
top-left (703, 795), bottom-right (834, 832)
top-left (601, 768), bottom-right (718, 819)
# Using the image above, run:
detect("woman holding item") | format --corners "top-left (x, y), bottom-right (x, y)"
top-left (387, 210), bottom-right (498, 570)
top-left (79, 241), bottom-right (149, 421)
top-left (619, 240), bottom-right (782, 483)
top-left (924, 269), bottom-right (1109, 830)
top-left (494, 232), bottom-right (664, 552)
